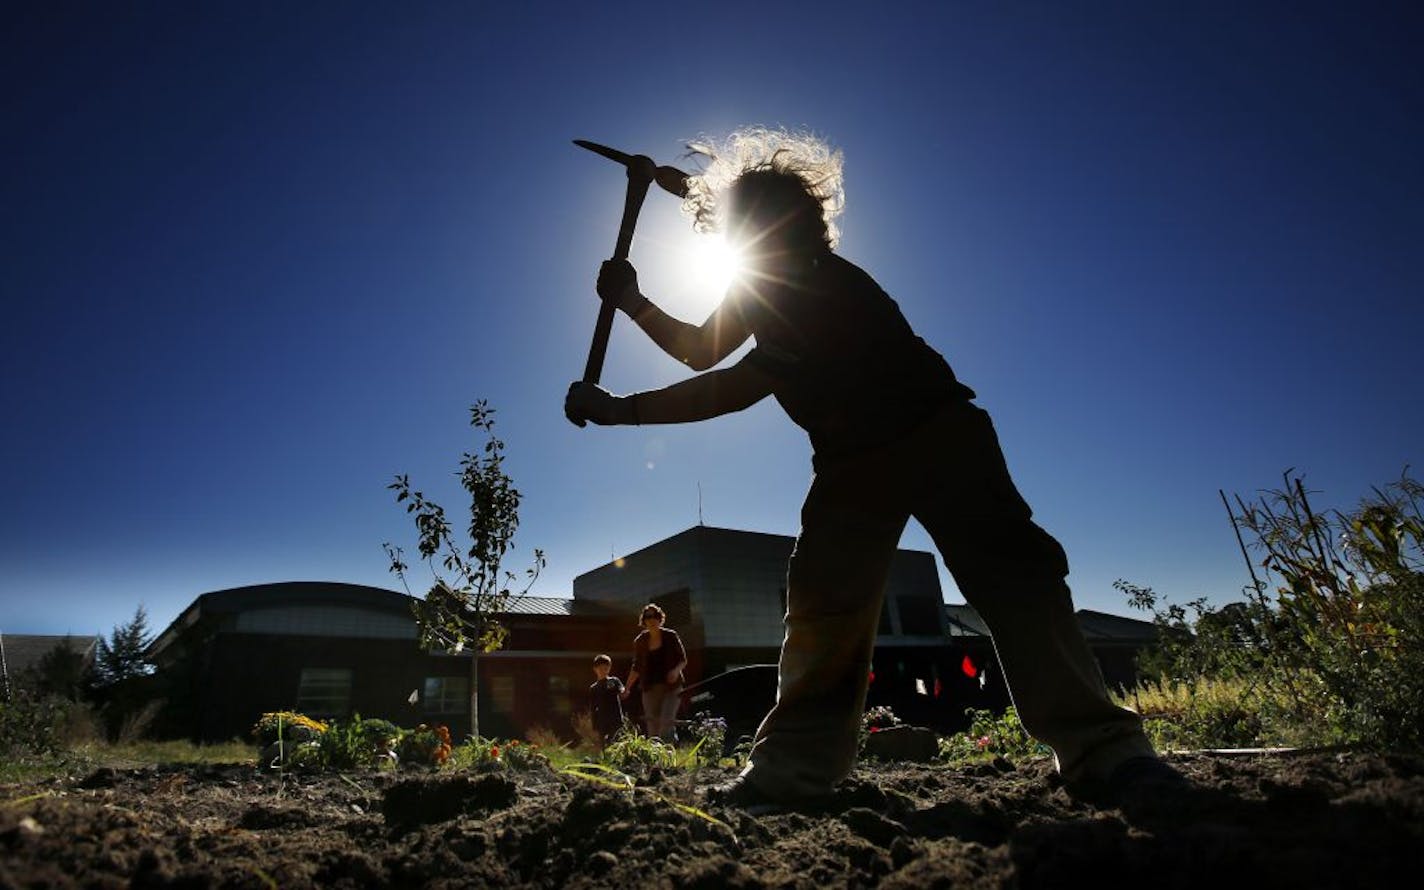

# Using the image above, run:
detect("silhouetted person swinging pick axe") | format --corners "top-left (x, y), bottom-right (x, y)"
top-left (565, 127), bottom-right (1184, 812)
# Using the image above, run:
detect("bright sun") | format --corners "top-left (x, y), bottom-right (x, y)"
top-left (688, 233), bottom-right (744, 296)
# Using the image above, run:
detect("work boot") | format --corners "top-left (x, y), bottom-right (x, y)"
top-left (1066, 755), bottom-right (1190, 808)
top-left (705, 775), bottom-right (831, 817)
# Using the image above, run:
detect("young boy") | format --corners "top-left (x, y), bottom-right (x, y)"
top-left (566, 127), bottom-right (1180, 808)
top-left (588, 654), bottom-right (625, 745)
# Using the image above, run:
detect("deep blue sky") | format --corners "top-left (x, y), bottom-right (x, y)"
top-left (3, 2), bottom-right (1420, 639)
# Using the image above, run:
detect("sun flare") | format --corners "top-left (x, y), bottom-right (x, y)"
top-left (687, 233), bottom-right (744, 296)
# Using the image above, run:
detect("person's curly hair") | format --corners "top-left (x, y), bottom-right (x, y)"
top-left (681, 127), bottom-right (846, 250)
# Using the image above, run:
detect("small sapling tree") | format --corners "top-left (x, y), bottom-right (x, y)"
top-left (385, 401), bottom-right (544, 739)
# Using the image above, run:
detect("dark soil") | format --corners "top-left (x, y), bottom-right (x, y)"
top-left (3, 750), bottom-right (1422, 888)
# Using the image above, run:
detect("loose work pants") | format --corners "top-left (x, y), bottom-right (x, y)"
top-left (743, 402), bottom-right (1154, 800)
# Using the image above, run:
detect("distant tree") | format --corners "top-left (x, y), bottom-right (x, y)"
top-left (93, 606), bottom-right (154, 687)
top-left (385, 401), bottom-right (544, 739)
top-left (32, 637), bottom-right (91, 699)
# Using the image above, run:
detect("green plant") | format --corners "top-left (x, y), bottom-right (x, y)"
top-left (500, 738), bottom-right (550, 770)
top-left (602, 729), bottom-right (678, 771)
top-left (397, 724), bottom-right (453, 767)
top-left (251, 711), bottom-right (328, 747)
top-left (360, 718), bottom-right (401, 752)
top-left (1113, 677), bottom-right (1295, 750)
top-left (937, 707), bottom-right (1050, 765)
top-left (385, 401), bottom-right (545, 739)
top-left (682, 712), bottom-right (728, 766)
top-left (858, 704), bottom-right (902, 753)
top-left (316, 715), bottom-right (376, 770)
top-left (1121, 470), bottom-right (1424, 751)
top-left (0, 690), bottom-right (72, 757)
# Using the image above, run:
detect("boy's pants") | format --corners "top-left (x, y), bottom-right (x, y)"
top-left (742, 401), bottom-right (1155, 800)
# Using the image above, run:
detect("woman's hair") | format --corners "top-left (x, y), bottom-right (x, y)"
top-left (681, 126), bottom-right (845, 250)
top-left (639, 603), bottom-right (666, 623)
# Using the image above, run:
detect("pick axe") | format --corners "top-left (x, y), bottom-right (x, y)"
top-left (573, 139), bottom-right (690, 395)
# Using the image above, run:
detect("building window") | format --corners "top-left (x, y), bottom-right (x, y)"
top-left (296, 668), bottom-right (352, 717)
top-left (489, 675), bottom-right (515, 713)
top-left (423, 676), bottom-right (469, 714)
top-left (548, 676), bottom-right (571, 715)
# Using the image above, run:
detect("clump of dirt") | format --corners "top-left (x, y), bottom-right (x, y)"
top-left (2, 750), bottom-right (1422, 888)
top-left (381, 773), bottom-right (518, 827)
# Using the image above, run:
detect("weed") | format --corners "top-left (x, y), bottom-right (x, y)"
top-left (1121, 470), bottom-right (1424, 751)
top-left (681, 712), bottom-right (728, 766)
top-left (602, 728), bottom-right (678, 771)
top-left (937, 707), bottom-right (1050, 765)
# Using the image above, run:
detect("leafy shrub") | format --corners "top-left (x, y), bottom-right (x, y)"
top-left (1, 691), bottom-right (73, 757)
top-left (1121, 471), bottom-right (1424, 751)
top-left (682, 712), bottom-right (728, 765)
top-left (316, 715), bottom-right (377, 770)
top-left (397, 724), bottom-right (453, 767)
top-left (500, 738), bottom-right (549, 770)
top-left (360, 718), bottom-right (401, 753)
top-left (858, 705), bottom-right (901, 753)
top-left (1114, 677), bottom-right (1295, 750)
top-left (937, 707), bottom-right (1050, 765)
top-left (602, 729), bottom-right (678, 771)
top-left (251, 711), bottom-right (328, 747)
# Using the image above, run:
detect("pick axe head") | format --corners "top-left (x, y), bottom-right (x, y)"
top-left (573, 140), bottom-right (690, 399)
top-left (573, 139), bottom-right (691, 201)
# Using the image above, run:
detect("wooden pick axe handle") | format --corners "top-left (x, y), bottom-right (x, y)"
top-left (582, 154), bottom-right (657, 386)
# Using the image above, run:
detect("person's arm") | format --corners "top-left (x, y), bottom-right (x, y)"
top-left (622, 642), bottom-right (642, 699)
top-left (597, 260), bottom-right (752, 371)
top-left (665, 631), bottom-right (688, 686)
top-left (565, 354), bottom-right (774, 426)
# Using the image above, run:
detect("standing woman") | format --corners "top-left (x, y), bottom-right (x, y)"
top-left (623, 603), bottom-right (687, 742)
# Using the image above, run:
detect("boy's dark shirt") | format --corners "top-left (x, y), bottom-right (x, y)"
top-left (589, 676), bottom-right (625, 734)
top-left (729, 253), bottom-right (976, 462)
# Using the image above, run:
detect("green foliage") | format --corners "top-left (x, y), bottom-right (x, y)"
top-left (602, 728), bottom-right (679, 771)
top-left (93, 606), bottom-right (154, 687)
top-left (396, 724), bottom-right (453, 767)
top-left (360, 718), bottom-right (401, 751)
top-left (937, 707), bottom-right (1051, 765)
top-left (682, 712), bottom-right (728, 765)
top-left (316, 715), bottom-right (378, 770)
top-left (1, 689), bottom-right (72, 757)
top-left (499, 738), bottom-right (550, 770)
top-left (1122, 470), bottom-right (1424, 751)
top-left (858, 704), bottom-right (901, 753)
top-left (251, 711), bottom-right (328, 747)
top-left (385, 401), bottom-right (545, 657)
top-left (28, 638), bottom-right (92, 700)
top-left (1113, 677), bottom-right (1307, 750)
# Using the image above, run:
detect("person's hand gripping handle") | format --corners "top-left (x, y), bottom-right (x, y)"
top-left (574, 155), bottom-right (656, 430)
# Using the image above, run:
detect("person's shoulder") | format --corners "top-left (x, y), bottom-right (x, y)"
top-left (822, 253), bottom-right (883, 291)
